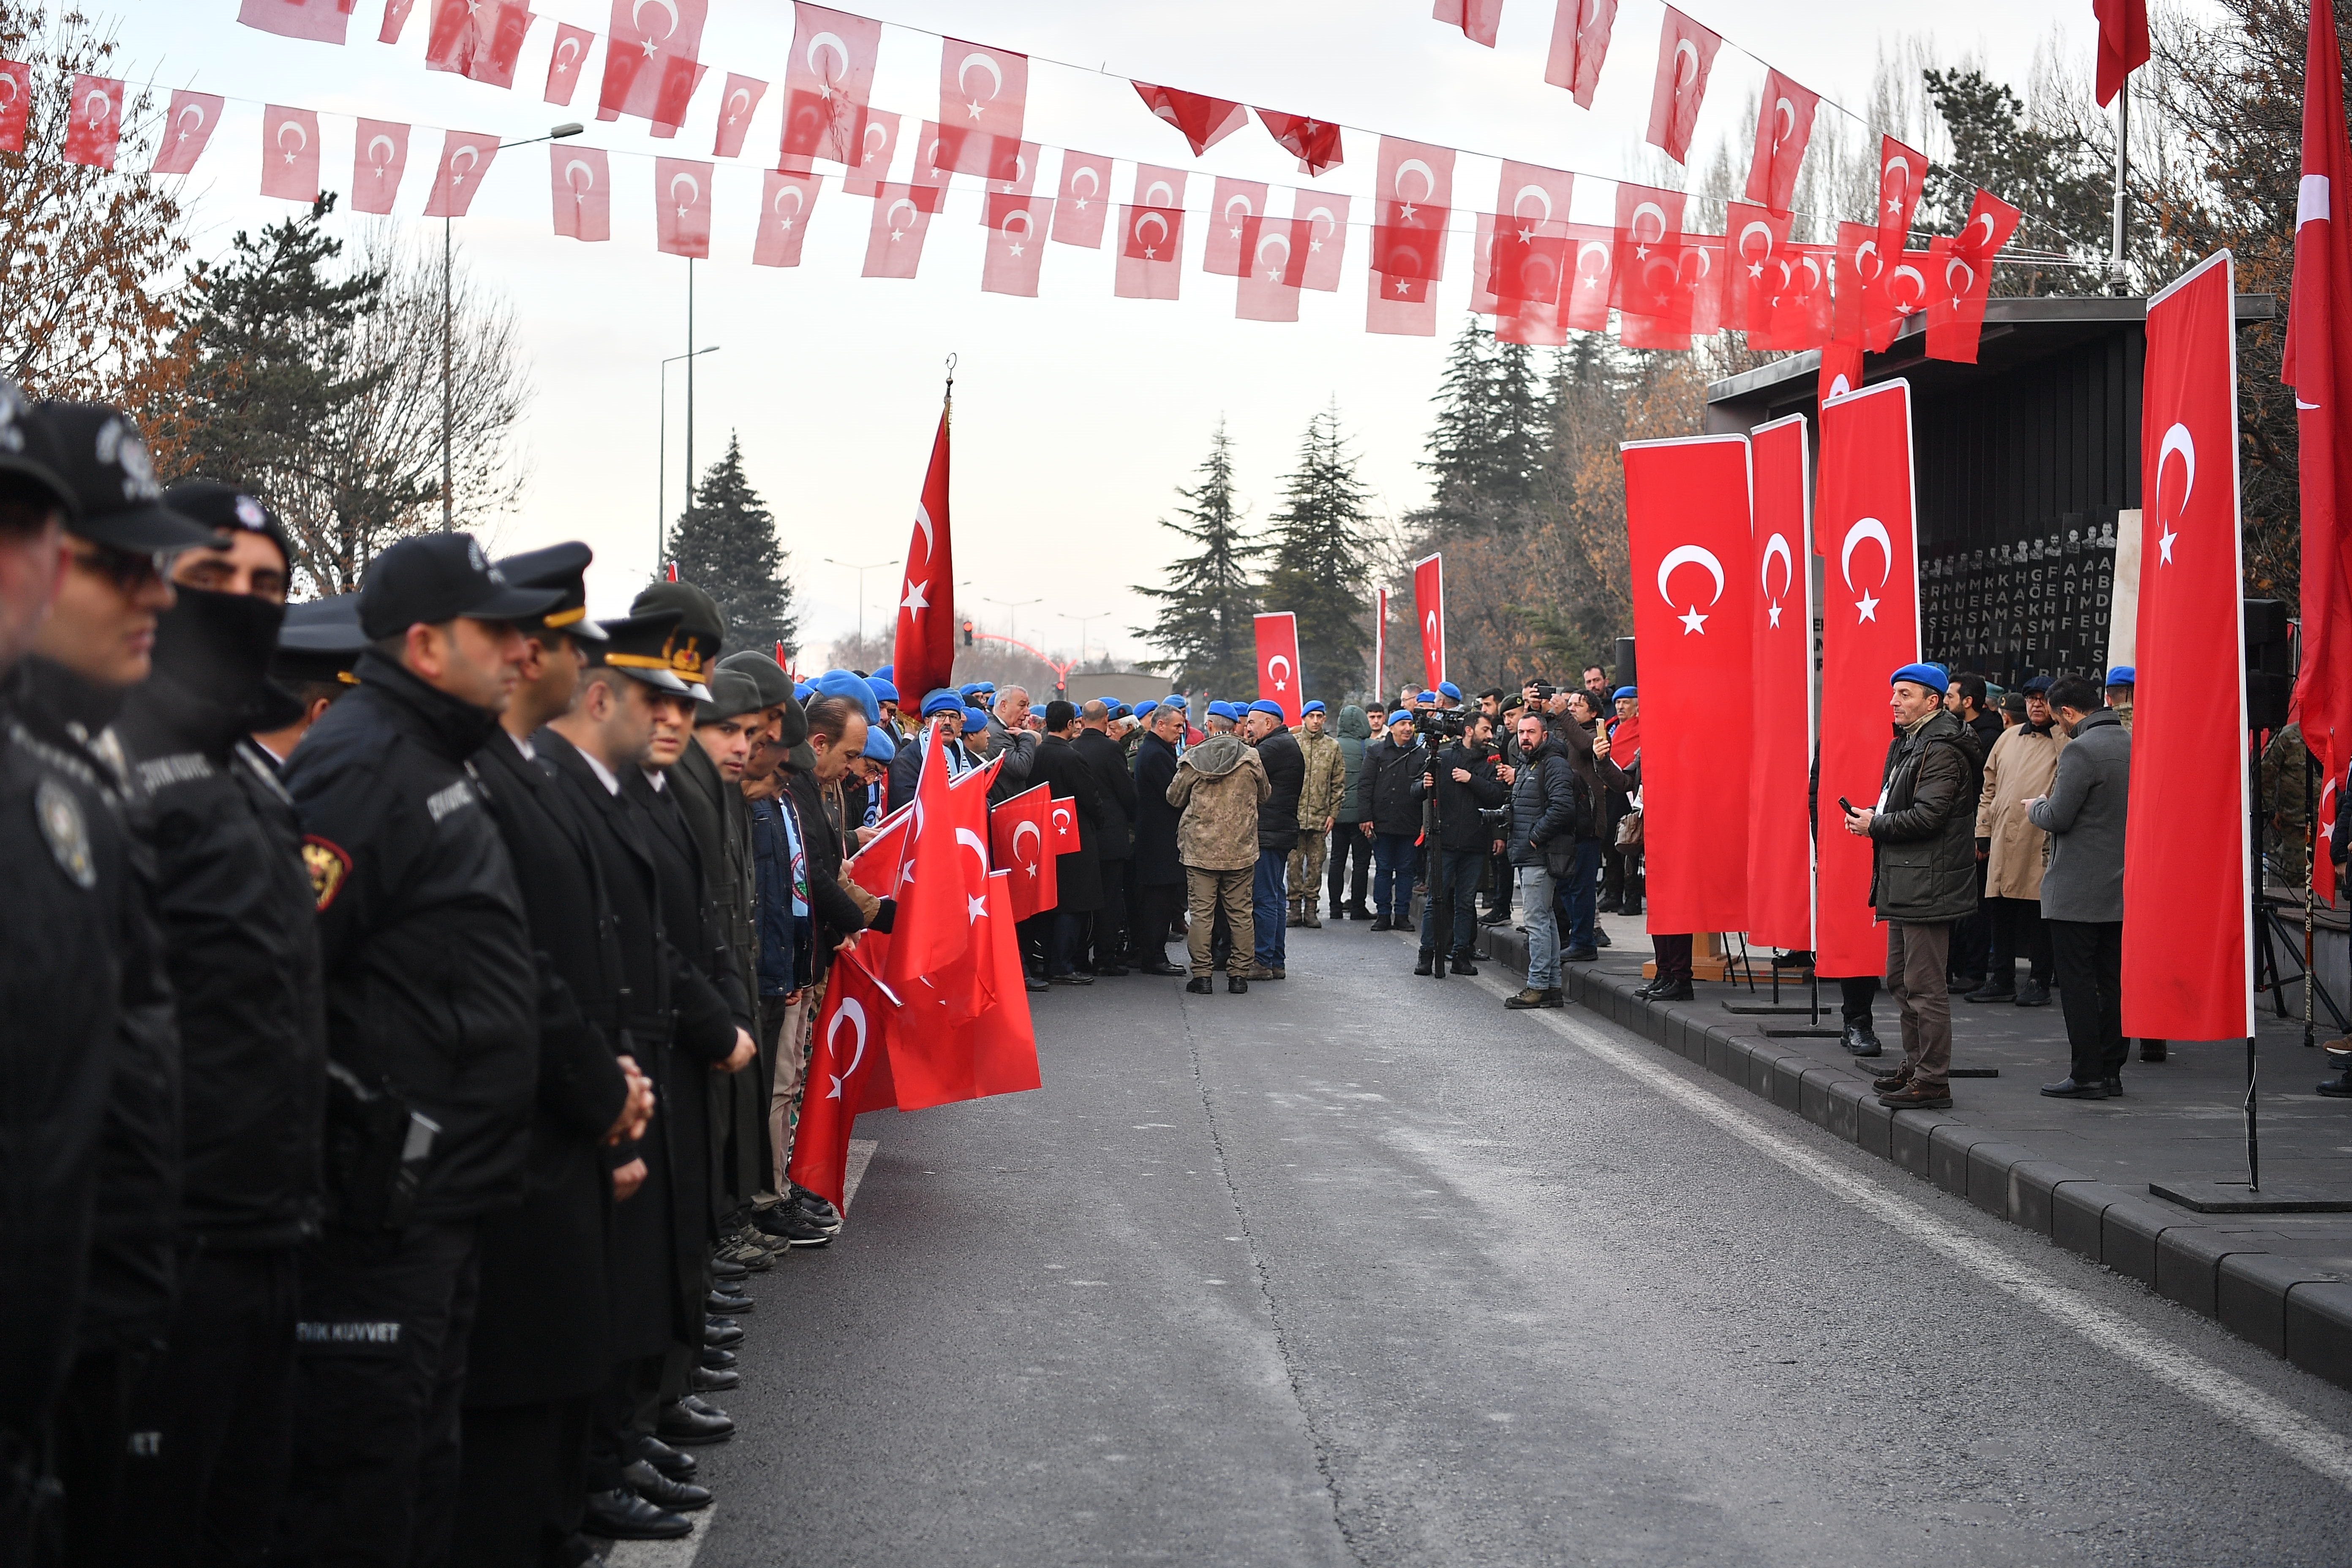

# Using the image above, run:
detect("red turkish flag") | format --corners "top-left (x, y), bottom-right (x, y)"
top-left (422, 131), bottom-right (498, 218)
top-left (1497, 299), bottom-right (1568, 347)
top-left (1624, 434), bottom-right (1754, 934)
top-left (1413, 553), bottom-right (1446, 687)
top-left (862, 184), bottom-right (941, 278)
top-left (958, 873), bottom-right (1042, 1097)
top-left (1497, 160), bottom-right (1574, 232)
top-left (1748, 414), bottom-right (1814, 952)
top-left (901, 774), bottom-right (998, 1041)
top-left (1875, 247), bottom-right (1936, 345)
top-left (1236, 218), bottom-right (1312, 322)
top-left (654, 157), bottom-right (713, 258)
top-left (0, 62), bottom-right (29, 154)
top-left (1203, 178), bottom-right (1270, 278)
top-left (1613, 182), bottom-right (1689, 327)
top-left (381, 0), bottom-right (416, 43)
top-left (1049, 797), bottom-right (1081, 856)
top-left (710, 74), bottom-right (766, 158)
top-left (890, 409), bottom-right (955, 713)
top-left (61, 75), bottom-right (121, 169)
top-left (1723, 202), bottom-right (1789, 334)
top-left (885, 724), bottom-right (975, 997)
top-left (150, 91), bottom-right (223, 176)
top-left (550, 146), bottom-right (610, 242)
top-left (1925, 189), bottom-right (2022, 363)
top-left (2125, 252), bottom-right (2253, 1040)
top-left (1561, 222), bottom-right (1617, 332)
top-left (2286, 0), bottom-right (2352, 901)
top-left (259, 106), bottom-right (321, 203)
top-left (1298, 194), bottom-right (1349, 291)
top-left (1744, 69), bottom-right (1819, 215)
top-left (1813, 379), bottom-right (1921, 978)
top-left (1134, 82), bottom-right (1248, 156)
top-left (1544, 0), bottom-right (1617, 108)
top-left (940, 38), bottom-right (1027, 144)
top-left (1257, 109), bottom-right (1343, 177)
top-left (426, 0), bottom-right (534, 89)
top-left (1374, 588), bottom-right (1388, 700)
top-left (841, 108), bottom-right (898, 198)
top-left (1482, 213), bottom-right (1563, 309)
top-left (912, 120), bottom-right (976, 186)
top-left (237, 0), bottom-right (354, 43)
top-left (990, 784), bottom-right (1058, 920)
top-left (1117, 167), bottom-right (1187, 301)
top-left (1645, 6), bottom-right (1720, 165)
top-left (1680, 233), bottom-right (1725, 337)
top-left (1435, 0), bottom-right (1505, 46)
top-left (544, 23), bottom-right (593, 104)
top-left (1254, 613), bottom-right (1304, 721)
top-left (1367, 261), bottom-right (1440, 336)
top-left (753, 167), bottom-right (819, 266)
top-left (351, 120), bottom-right (410, 215)
top-left (1876, 136), bottom-right (1926, 260)
top-left (1833, 220), bottom-right (1878, 348)
top-left (981, 192), bottom-right (1046, 297)
top-left (1373, 137), bottom-right (1454, 283)
top-left (781, 4), bottom-right (880, 165)
top-left (1761, 243), bottom-right (1833, 351)
top-left (1052, 150), bottom-right (1113, 247)
top-left (1820, 340), bottom-right (1865, 406)
top-left (786, 950), bottom-right (900, 1212)
top-left (2094, 0), bottom-right (2150, 108)
top-left (598, 0), bottom-right (705, 131)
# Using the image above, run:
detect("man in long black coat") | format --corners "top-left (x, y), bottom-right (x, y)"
top-left (1244, 702), bottom-right (1305, 979)
top-left (1126, 705), bottom-right (1187, 975)
top-left (1026, 700), bottom-right (1105, 983)
top-left (1072, 699), bottom-right (1138, 974)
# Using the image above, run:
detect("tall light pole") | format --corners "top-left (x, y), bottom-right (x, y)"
top-left (982, 596), bottom-right (1041, 645)
top-left (823, 556), bottom-right (901, 655)
top-left (1057, 610), bottom-right (1111, 667)
top-left (656, 346), bottom-right (721, 572)
top-left (445, 122), bottom-right (581, 531)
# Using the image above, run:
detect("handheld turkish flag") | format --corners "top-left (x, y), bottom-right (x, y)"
top-left (786, 950), bottom-right (899, 1213)
top-left (1203, 178), bottom-right (1271, 278)
top-left (1544, 0), bottom-right (1617, 108)
top-left (885, 724), bottom-right (974, 996)
top-left (655, 158), bottom-right (714, 258)
top-left (1049, 797), bottom-right (1081, 856)
top-left (1373, 137), bottom-right (1455, 284)
top-left (1748, 414), bottom-right (1815, 952)
top-left (259, 106), bottom-right (321, 204)
top-left (551, 147), bottom-right (611, 242)
top-left (900, 776), bottom-right (998, 1051)
top-left (1435, 0), bottom-right (1505, 46)
top-left (862, 184), bottom-right (942, 279)
top-left (1876, 136), bottom-right (1926, 259)
top-left (2285, 0), bottom-right (2352, 902)
top-left (1813, 379), bottom-right (1921, 978)
top-left (1257, 109), bottom-right (1343, 177)
top-left (1645, 6), bottom-right (1721, 165)
top-left (1622, 433), bottom-right (1753, 934)
top-left (238, 0), bottom-right (353, 43)
top-left (1254, 613), bottom-right (1304, 722)
top-left (598, 0), bottom-right (706, 132)
top-left (1236, 217), bottom-right (1312, 322)
top-left (2094, 0), bottom-right (2151, 108)
top-left (961, 873), bottom-right (1043, 1097)
top-left (1925, 189), bottom-right (2021, 363)
top-left (753, 168), bottom-right (819, 266)
top-left (1724, 203), bottom-right (1790, 334)
top-left (941, 38), bottom-right (1027, 144)
top-left (841, 109), bottom-right (899, 198)
top-left (1117, 174), bottom-right (1187, 302)
top-left (890, 405), bottom-right (955, 704)
top-left (151, 91), bottom-right (223, 176)
top-left (1298, 195), bottom-right (1350, 291)
top-left (62, 75), bottom-right (122, 169)
top-left (352, 120), bottom-right (411, 215)
top-left (545, 24), bottom-right (593, 106)
top-left (1413, 553), bottom-right (1446, 688)
top-left (712, 74), bottom-right (767, 158)
top-left (991, 783), bottom-right (1059, 919)
top-left (1744, 69), bottom-right (1819, 215)
top-left (1134, 83), bottom-right (1249, 156)
top-left (782, 4), bottom-right (880, 165)
top-left (422, 131), bottom-right (498, 218)
top-left (2125, 252), bottom-right (2254, 1041)
top-left (426, 0), bottom-right (534, 89)
top-left (981, 193), bottom-right (1045, 297)
top-left (1052, 150), bottom-right (1113, 248)
top-left (1562, 223), bottom-right (1618, 333)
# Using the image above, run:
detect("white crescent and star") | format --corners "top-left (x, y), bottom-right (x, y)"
top-left (1266, 653), bottom-right (1292, 690)
top-left (1674, 37), bottom-right (1700, 89)
top-left (807, 32), bottom-right (849, 82)
top-left (368, 133), bottom-right (398, 169)
top-left (1761, 531), bottom-right (1794, 627)
top-left (2156, 422), bottom-right (2194, 565)
top-left (670, 171), bottom-right (702, 213)
top-left (1840, 517), bottom-right (1893, 621)
top-left (1889, 264), bottom-right (1925, 314)
top-left (1514, 183), bottom-right (1554, 221)
top-left (276, 117), bottom-right (308, 158)
top-left (565, 158), bottom-right (596, 198)
top-left (824, 998), bottom-right (868, 1096)
top-left (1655, 543), bottom-right (1725, 634)
top-left (1011, 818), bottom-right (1042, 874)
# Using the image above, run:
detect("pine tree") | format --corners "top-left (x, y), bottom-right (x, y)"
top-left (1420, 317), bottom-right (1497, 509)
top-left (664, 431), bottom-right (799, 658)
top-left (1261, 404), bottom-right (1375, 702)
top-left (1416, 318), bottom-right (1550, 536)
top-left (1132, 420), bottom-right (1262, 695)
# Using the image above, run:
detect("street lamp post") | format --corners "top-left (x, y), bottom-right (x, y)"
top-left (1057, 609), bottom-right (1111, 668)
top-left (656, 346), bottom-right (721, 572)
top-left (823, 556), bottom-right (901, 657)
top-left (981, 596), bottom-right (1042, 646)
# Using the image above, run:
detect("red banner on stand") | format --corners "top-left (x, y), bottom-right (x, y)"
top-left (1254, 612), bottom-right (1304, 723)
top-left (1622, 434), bottom-right (1753, 934)
top-left (2123, 252), bottom-right (2254, 1042)
top-left (1747, 414), bottom-right (1815, 952)
top-left (1813, 379), bottom-right (1921, 978)
top-left (1411, 553), bottom-right (1446, 689)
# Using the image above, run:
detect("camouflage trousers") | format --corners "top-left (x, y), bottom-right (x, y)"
top-left (1288, 833), bottom-right (1328, 917)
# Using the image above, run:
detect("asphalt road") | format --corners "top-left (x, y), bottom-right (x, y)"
top-left (634, 922), bottom-right (2352, 1568)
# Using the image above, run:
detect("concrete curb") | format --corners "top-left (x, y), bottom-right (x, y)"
top-left (1475, 923), bottom-right (2352, 1393)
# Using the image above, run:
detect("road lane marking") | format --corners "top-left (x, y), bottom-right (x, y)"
top-left (843, 1137), bottom-right (878, 1212)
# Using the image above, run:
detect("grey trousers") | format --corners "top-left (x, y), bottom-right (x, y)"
top-left (1886, 920), bottom-right (1953, 1087)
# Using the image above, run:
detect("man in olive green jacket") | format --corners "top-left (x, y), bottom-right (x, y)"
top-left (1289, 702), bottom-right (1343, 928)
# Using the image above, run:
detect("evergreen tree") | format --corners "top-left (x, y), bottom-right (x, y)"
top-left (1261, 404), bottom-right (1375, 701)
top-left (1132, 420), bottom-right (1262, 694)
top-left (664, 431), bottom-right (799, 658)
top-left (1416, 317), bottom-right (1550, 536)
top-left (1920, 68), bottom-right (2110, 294)
top-left (1421, 317), bottom-right (1498, 501)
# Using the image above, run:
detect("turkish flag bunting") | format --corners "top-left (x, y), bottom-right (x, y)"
top-left (1744, 69), bottom-right (1819, 215)
top-left (1544, 0), bottom-right (1617, 108)
top-left (1298, 193), bottom-right (1349, 291)
top-left (862, 183), bottom-right (942, 279)
top-left (893, 407), bottom-right (954, 703)
top-left (1623, 434), bottom-right (1753, 933)
top-left (260, 106), bottom-right (322, 204)
top-left (981, 192), bottom-right (1046, 297)
top-left (1813, 379), bottom-right (1921, 977)
top-left (351, 120), bottom-right (410, 214)
top-left (1820, 339), bottom-right (1865, 406)
top-left (1876, 136), bottom-right (1927, 259)
top-left (1483, 214), bottom-right (1566, 309)
top-left (422, 131), bottom-right (498, 218)
top-left (381, 0), bottom-right (416, 44)
top-left (885, 724), bottom-right (975, 996)
top-left (1748, 414), bottom-right (1814, 951)
top-left (2095, 0), bottom-right (2151, 108)
top-left (1925, 189), bottom-right (2022, 363)
top-left (1052, 150), bottom-right (1113, 248)
top-left (1833, 220), bottom-right (1878, 347)
top-left (1203, 178), bottom-right (1271, 278)
top-left (785, 949), bottom-right (899, 1213)
top-left (1872, 247), bottom-right (1935, 346)
top-left (1723, 202), bottom-right (1789, 333)
top-left (782, 4), bottom-right (881, 165)
top-left (912, 120), bottom-right (972, 185)
top-left (551, 146), bottom-right (610, 242)
top-left (2125, 253), bottom-right (2253, 1038)
top-left (841, 108), bottom-right (898, 198)
top-left (426, 0), bottom-right (534, 90)
top-left (990, 784), bottom-right (1059, 920)
top-left (1236, 218), bottom-right (1312, 322)
top-left (2286, 0), bottom-right (2352, 901)
top-left (1413, 553), bottom-right (1446, 687)
top-left (237, 0), bottom-right (354, 43)
top-left (0, 61), bottom-right (29, 154)
top-left (711, 74), bottom-right (767, 158)
top-left (1497, 298), bottom-right (1568, 347)
top-left (61, 75), bottom-right (122, 169)
top-left (655, 158), bottom-right (714, 258)
top-left (545, 23), bottom-right (593, 105)
top-left (1367, 262), bottom-right (1440, 336)
top-left (1049, 797), bottom-right (1081, 856)
top-left (1257, 109), bottom-right (1344, 177)
top-left (151, 91), bottom-right (223, 175)
top-left (1645, 6), bottom-right (1721, 165)
top-left (1561, 222), bottom-right (1618, 332)
top-left (1612, 182), bottom-right (1689, 332)
top-left (1255, 613), bottom-right (1304, 721)
top-left (1680, 233), bottom-right (1725, 337)
top-left (598, 0), bottom-right (706, 131)
top-left (941, 38), bottom-right (1028, 144)
top-left (1134, 82), bottom-right (1249, 156)
top-left (1497, 160), bottom-right (1575, 232)
top-left (1117, 167), bottom-right (1187, 301)
top-left (1372, 137), bottom-right (1455, 283)
top-left (753, 167), bottom-right (820, 267)
top-left (1435, 0), bottom-right (1505, 46)
top-left (1761, 243), bottom-right (1833, 351)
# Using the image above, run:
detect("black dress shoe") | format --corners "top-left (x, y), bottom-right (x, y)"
top-left (1049, 972), bottom-right (1094, 985)
top-left (656, 1400), bottom-right (735, 1446)
top-left (1095, 964), bottom-right (1130, 977)
top-left (583, 1488), bottom-right (692, 1541)
top-left (1141, 960), bottom-right (1186, 977)
top-left (689, 1364), bottom-right (739, 1393)
top-left (1024, 974), bottom-right (1050, 993)
top-left (1647, 978), bottom-right (1695, 1001)
top-left (1842, 1024), bottom-right (1883, 1057)
top-left (2102, 1076), bottom-right (2123, 1097)
top-left (636, 1433), bottom-right (699, 1480)
top-left (703, 1317), bottom-right (742, 1347)
top-left (709, 1256), bottom-right (747, 1279)
top-left (1184, 976), bottom-right (1213, 994)
top-left (791, 1188), bottom-right (844, 1228)
top-left (2039, 1077), bottom-right (2107, 1099)
top-left (623, 1458), bottom-right (713, 1511)
top-left (704, 1290), bottom-right (750, 1314)
top-left (700, 1345), bottom-right (737, 1370)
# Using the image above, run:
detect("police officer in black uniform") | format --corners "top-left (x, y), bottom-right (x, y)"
top-left (253, 594), bottom-right (365, 772)
top-left (274, 532), bottom-right (558, 1568)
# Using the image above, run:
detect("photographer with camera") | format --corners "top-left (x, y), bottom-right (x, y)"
top-left (1411, 708), bottom-right (1507, 977)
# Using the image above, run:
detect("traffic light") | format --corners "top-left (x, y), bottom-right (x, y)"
top-left (961, 618), bottom-right (975, 646)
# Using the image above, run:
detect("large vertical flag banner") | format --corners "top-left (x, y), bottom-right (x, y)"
top-left (1747, 413), bottom-right (1815, 952)
top-left (2124, 252), bottom-right (2254, 1042)
top-left (1254, 612), bottom-right (1303, 724)
top-left (1813, 380), bottom-right (1921, 978)
top-left (892, 403), bottom-right (954, 704)
top-left (1622, 433), bottom-right (1754, 933)
top-left (1412, 553), bottom-right (1446, 689)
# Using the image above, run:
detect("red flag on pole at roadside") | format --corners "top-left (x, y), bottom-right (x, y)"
top-left (712, 74), bottom-right (767, 158)
top-left (655, 157), bottom-right (713, 258)
top-left (1748, 414), bottom-right (1815, 953)
top-left (1622, 433), bottom-right (1754, 933)
top-left (1814, 379), bottom-right (1922, 979)
top-left (1435, 0), bottom-right (1505, 46)
top-left (61, 75), bottom-right (121, 169)
top-left (1134, 82), bottom-right (1248, 156)
top-left (1413, 553), bottom-right (1446, 688)
top-left (786, 950), bottom-right (899, 1212)
top-left (1745, 69), bottom-right (1819, 215)
top-left (1255, 613), bottom-right (1304, 723)
top-left (885, 724), bottom-right (974, 996)
top-left (544, 24), bottom-right (593, 105)
top-left (990, 783), bottom-right (1058, 920)
top-left (551, 146), bottom-right (610, 242)
top-left (1052, 150), bottom-right (1113, 247)
top-left (1257, 109), bottom-right (1344, 177)
top-left (2094, 0), bottom-right (2150, 108)
top-left (901, 776), bottom-right (997, 1043)
top-left (238, 0), bottom-right (354, 43)
top-left (892, 399), bottom-right (955, 705)
top-left (260, 106), bottom-right (322, 204)
top-left (1544, 0), bottom-right (1617, 108)
top-left (151, 91), bottom-right (223, 175)
top-left (352, 120), bottom-right (411, 215)
top-left (2284, 0), bottom-right (2352, 902)
top-left (961, 873), bottom-right (1042, 1096)
top-left (2124, 251), bottom-right (2254, 1042)
top-left (781, 4), bottom-right (880, 165)
top-left (422, 131), bottom-right (498, 218)
top-left (1644, 6), bottom-right (1720, 165)
top-left (753, 167), bottom-right (820, 267)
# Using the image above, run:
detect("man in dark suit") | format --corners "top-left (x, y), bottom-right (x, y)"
top-left (1127, 704), bottom-right (1188, 975)
top-left (1026, 700), bottom-right (1106, 984)
top-left (1073, 699), bottom-right (1138, 975)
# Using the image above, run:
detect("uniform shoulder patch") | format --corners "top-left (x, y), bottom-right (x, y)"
top-left (34, 776), bottom-right (95, 889)
top-left (302, 834), bottom-right (351, 911)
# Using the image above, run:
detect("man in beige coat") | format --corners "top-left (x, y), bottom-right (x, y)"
top-left (1968, 674), bottom-right (2067, 1006)
top-left (1167, 707), bottom-right (1271, 994)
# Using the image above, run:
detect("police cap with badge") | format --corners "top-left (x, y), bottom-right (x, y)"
top-left (631, 580), bottom-right (724, 701)
top-left (164, 478), bottom-right (294, 573)
top-left (274, 595), bottom-right (368, 691)
top-left (357, 533), bottom-right (560, 640)
top-left (36, 400), bottom-right (217, 554)
top-left (495, 541), bottom-right (609, 642)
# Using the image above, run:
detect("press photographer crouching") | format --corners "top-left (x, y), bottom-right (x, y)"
top-left (1411, 705), bottom-right (1507, 977)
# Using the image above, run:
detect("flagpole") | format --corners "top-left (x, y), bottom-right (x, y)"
top-left (2110, 75), bottom-right (2130, 292)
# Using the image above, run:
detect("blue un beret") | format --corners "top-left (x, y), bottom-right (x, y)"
top-left (862, 727), bottom-right (897, 762)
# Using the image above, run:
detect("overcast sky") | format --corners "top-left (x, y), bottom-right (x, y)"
top-left (130, 0), bottom-right (2097, 664)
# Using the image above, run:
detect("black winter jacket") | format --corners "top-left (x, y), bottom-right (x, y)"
top-left (1413, 740), bottom-right (1508, 852)
top-left (1129, 732), bottom-right (1184, 887)
top-left (1254, 726), bottom-right (1304, 852)
top-left (1073, 728), bottom-right (1137, 860)
top-left (1507, 738), bottom-right (1583, 868)
top-left (1867, 710), bottom-right (1987, 923)
top-left (1363, 736), bottom-right (1424, 836)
